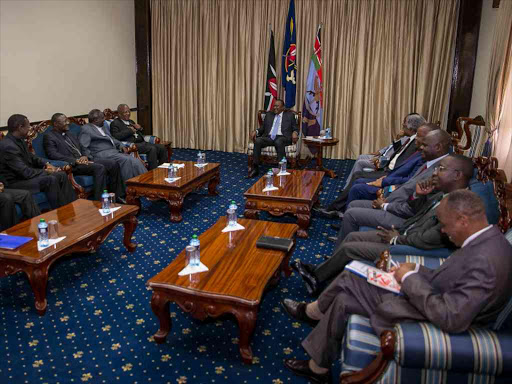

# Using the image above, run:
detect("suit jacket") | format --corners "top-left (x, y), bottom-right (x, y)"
top-left (79, 123), bottom-right (123, 159)
top-left (109, 118), bottom-right (144, 143)
top-left (43, 129), bottom-right (90, 164)
top-left (382, 137), bottom-right (417, 171)
top-left (381, 151), bottom-right (424, 187)
top-left (0, 133), bottom-right (46, 185)
top-left (371, 226), bottom-right (512, 335)
top-left (257, 111), bottom-right (298, 139)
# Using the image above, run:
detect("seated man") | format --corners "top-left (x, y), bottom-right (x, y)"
top-left (294, 154), bottom-right (474, 295)
top-left (109, 104), bottom-right (167, 170)
top-left (282, 190), bottom-right (512, 383)
top-left (0, 114), bottom-right (76, 210)
top-left (249, 99), bottom-right (298, 178)
top-left (79, 109), bottom-right (147, 183)
top-left (342, 113), bottom-right (426, 188)
top-left (44, 113), bottom-right (125, 202)
top-left (315, 120), bottom-right (433, 218)
top-left (0, 177), bottom-right (40, 231)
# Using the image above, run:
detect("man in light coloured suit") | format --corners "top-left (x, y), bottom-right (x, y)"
top-left (79, 109), bottom-right (147, 182)
top-left (282, 190), bottom-right (512, 383)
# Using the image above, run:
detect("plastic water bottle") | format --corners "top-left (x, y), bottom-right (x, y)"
top-left (102, 190), bottom-right (110, 214)
top-left (325, 127), bottom-right (332, 139)
top-left (38, 219), bottom-right (49, 247)
top-left (228, 201), bottom-right (238, 226)
top-left (265, 170), bottom-right (274, 189)
top-left (279, 157), bottom-right (287, 174)
top-left (197, 152), bottom-right (204, 166)
top-left (168, 165), bottom-right (176, 179)
top-left (189, 235), bottom-right (200, 266)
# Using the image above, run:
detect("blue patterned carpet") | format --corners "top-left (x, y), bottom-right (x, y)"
top-left (0, 149), bottom-right (354, 384)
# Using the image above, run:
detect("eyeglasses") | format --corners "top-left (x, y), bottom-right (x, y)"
top-left (435, 165), bottom-right (461, 173)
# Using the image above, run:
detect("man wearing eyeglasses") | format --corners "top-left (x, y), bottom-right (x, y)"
top-left (43, 113), bottom-right (125, 202)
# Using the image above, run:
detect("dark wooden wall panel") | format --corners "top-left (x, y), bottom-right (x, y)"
top-left (447, 0), bottom-right (483, 133)
top-left (134, 0), bottom-right (153, 135)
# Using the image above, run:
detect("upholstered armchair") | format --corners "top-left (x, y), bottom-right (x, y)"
top-left (338, 168), bottom-right (512, 384)
top-left (247, 109), bottom-right (302, 176)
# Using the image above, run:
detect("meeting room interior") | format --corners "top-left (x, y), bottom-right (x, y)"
top-left (1, 0), bottom-right (512, 383)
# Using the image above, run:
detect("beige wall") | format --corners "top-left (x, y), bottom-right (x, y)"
top-left (0, 0), bottom-right (136, 126)
top-left (470, 0), bottom-right (498, 118)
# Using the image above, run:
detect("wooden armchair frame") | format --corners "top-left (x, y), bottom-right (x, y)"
top-left (451, 116), bottom-right (487, 155)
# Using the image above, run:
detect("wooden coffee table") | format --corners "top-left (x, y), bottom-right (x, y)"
top-left (125, 160), bottom-right (220, 222)
top-left (147, 217), bottom-right (298, 364)
top-left (0, 199), bottom-right (138, 315)
top-left (244, 169), bottom-right (324, 238)
top-left (303, 137), bottom-right (340, 178)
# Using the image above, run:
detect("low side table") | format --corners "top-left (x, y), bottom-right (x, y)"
top-left (303, 137), bottom-right (339, 178)
top-left (147, 217), bottom-right (298, 364)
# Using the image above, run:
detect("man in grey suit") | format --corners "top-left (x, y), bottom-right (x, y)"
top-left (293, 154), bottom-right (474, 295)
top-left (249, 99), bottom-right (298, 178)
top-left (282, 190), bottom-right (512, 383)
top-left (79, 109), bottom-right (147, 182)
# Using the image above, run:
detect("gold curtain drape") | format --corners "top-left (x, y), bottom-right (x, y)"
top-left (486, 0), bottom-right (512, 180)
top-left (151, 0), bottom-right (458, 159)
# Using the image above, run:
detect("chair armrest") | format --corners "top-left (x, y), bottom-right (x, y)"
top-left (394, 322), bottom-right (512, 376)
top-left (389, 245), bottom-right (453, 258)
top-left (125, 143), bottom-right (147, 168)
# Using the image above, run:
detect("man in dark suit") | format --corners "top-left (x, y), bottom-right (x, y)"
top-left (294, 154), bottom-right (474, 295)
top-left (109, 104), bottom-right (167, 170)
top-left (282, 190), bottom-right (512, 383)
top-left (43, 113), bottom-right (125, 201)
top-left (249, 99), bottom-right (298, 178)
top-left (0, 175), bottom-right (40, 231)
top-left (0, 114), bottom-right (76, 210)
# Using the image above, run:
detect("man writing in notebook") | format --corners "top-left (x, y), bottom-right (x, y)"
top-left (282, 190), bottom-right (512, 384)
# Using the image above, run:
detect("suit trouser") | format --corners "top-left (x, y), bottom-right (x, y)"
top-left (302, 271), bottom-right (395, 367)
top-left (314, 230), bottom-right (390, 283)
top-left (343, 155), bottom-right (375, 188)
top-left (327, 170), bottom-right (387, 212)
top-left (252, 136), bottom-right (291, 166)
top-left (0, 189), bottom-right (41, 231)
top-left (136, 142), bottom-right (167, 170)
top-left (9, 172), bottom-right (76, 210)
top-left (73, 160), bottom-right (125, 200)
top-left (333, 206), bottom-right (407, 249)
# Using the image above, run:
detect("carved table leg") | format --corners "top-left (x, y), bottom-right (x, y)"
top-left (296, 206), bottom-right (311, 238)
top-left (244, 201), bottom-right (260, 219)
top-left (26, 266), bottom-right (50, 316)
top-left (234, 308), bottom-right (257, 364)
top-left (167, 192), bottom-right (184, 222)
top-left (126, 187), bottom-right (141, 214)
top-left (208, 172), bottom-right (220, 196)
top-left (151, 292), bottom-right (171, 344)
top-left (122, 215), bottom-right (138, 252)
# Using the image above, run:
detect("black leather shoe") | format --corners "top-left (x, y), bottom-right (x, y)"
top-left (327, 236), bottom-right (338, 243)
top-left (284, 359), bottom-right (332, 384)
top-left (323, 255), bottom-right (331, 260)
top-left (295, 261), bottom-right (320, 295)
top-left (248, 168), bottom-right (259, 178)
top-left (330, 222), bottom-right (341, 230)
top-left (281, 299), bottom-right (319, 327)
top-left (291, 260), bottom-right (315, 275)
top-left (314, 208), bottom-right (343, 219)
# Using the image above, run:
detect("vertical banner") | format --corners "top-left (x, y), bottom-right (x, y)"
top-left (264, 28), bottom-right (277, 111)
top-left (282, 0), bottom-right (297, 108)
top-left (302, 25), bottom-right (323, 137)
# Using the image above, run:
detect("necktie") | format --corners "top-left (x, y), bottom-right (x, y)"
top-left (416, 164), bottom-right (428, 176)
top-left (270, 114), bottom-right (281, 140)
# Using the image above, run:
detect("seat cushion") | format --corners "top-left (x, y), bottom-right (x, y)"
top-left (469, 179), bottom-right (500, 225)
top-left (492, 229), bottom-right (512, 331)
top-left (392, 255), bottom-right (446, 269)
top-left (144, 135), bottom-right (158, 144)
top-left (389, 245), bottom-right (453, 258)
top-left (247, 142), bottom-right (298, 158)
top-left (73, 175), bottom-right (95, 189)
top-left (340, 314), bottom-right (380, 373)
top-left (395, 322), bottom-right (512, 376)
top-left (32, 192), bottom-right (51, 211)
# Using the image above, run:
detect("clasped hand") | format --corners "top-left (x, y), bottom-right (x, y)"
top-left (376, 225), bottom-right (399, 243)
top-left (44, 163), bottom-right (61, 173)
top-left (372, 195), bottom-right (386, 209)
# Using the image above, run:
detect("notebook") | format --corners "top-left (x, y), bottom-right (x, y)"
top-left (0, 234), bottom-right (33, 250)
top-left (256, 236), bottom-right (294, 252)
